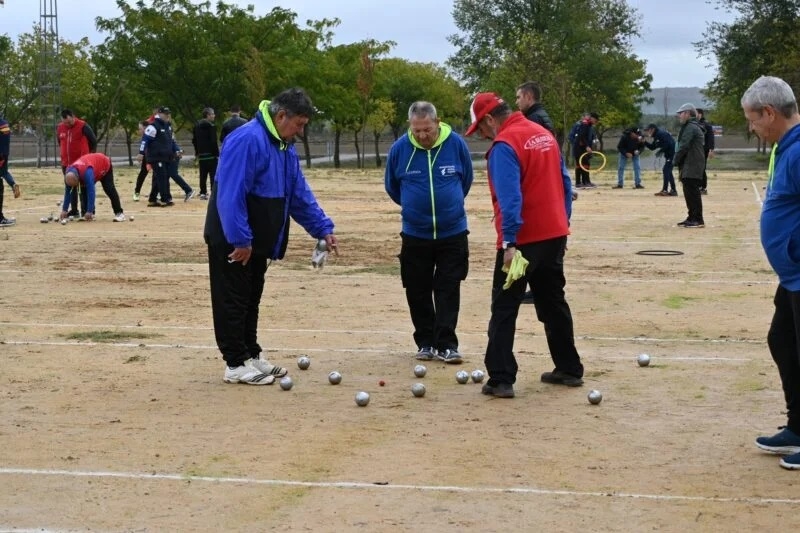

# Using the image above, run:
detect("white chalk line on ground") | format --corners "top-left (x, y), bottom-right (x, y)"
top-left (0, 321), bottom-right (766, 346)
top-left (0, 467), bottom-right (796, 506)
top-left (0, 339), bottom-right (761, 360)
top-left (0, 268), bottom-right (775, 285)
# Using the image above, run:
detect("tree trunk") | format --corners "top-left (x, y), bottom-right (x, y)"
top-left (373, 131), bottom-right (382, 168)
top-left (334, 130), bottom-right (341, 168)
top-left (354, 130), bottom-right (361, 168)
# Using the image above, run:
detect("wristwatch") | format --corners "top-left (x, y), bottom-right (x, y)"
top-left (502, 241), bottom-right (516, 250)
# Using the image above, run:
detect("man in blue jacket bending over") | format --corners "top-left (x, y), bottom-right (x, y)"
top-left (204, 88), bottom-right (339, 385)
top-left (385, 101), bottom-right (474, 364)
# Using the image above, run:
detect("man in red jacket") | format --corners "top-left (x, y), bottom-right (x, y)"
top-left (465, 92), bottom-right (584, 399)
top-left (59, 153), bottom-right (125, 222)
top-left (57, 109), bottom-right (97, 217)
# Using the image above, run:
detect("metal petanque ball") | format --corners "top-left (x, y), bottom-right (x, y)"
top-left (328, 371), bottom-right (342, 385)
top-left (413, 364), bottom-right (427, 378)
top-left (40, 217), bottom-right (49, 224)
top-left (297, 356), bottom-right (311, 370)
top-left (470, 370), bottom-right (485, 383)
top-left (588, 389), bottom-right (603, 405)
top-left (637, 353), bottom-right (651, 367)
top-left (411, 383), bottom-right (426, 397)
top-left (279, 376), bottom-right (294, 391)
top-left (129, 215), bottom-right (135, 221)
top-left (355, 391), bottom-right (370, 406)
top-left (455, 370), bottom-right (470, 384)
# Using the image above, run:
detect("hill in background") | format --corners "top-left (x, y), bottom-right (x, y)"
top-left (640, 87), bottom-right (711, 116)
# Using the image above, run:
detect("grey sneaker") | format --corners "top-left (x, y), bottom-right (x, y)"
top-left (0, 217), bottom-right (16, 227)
top-left (416, 346), bottom-right (435, 361)
top-left (437, 348), bottom-right (463, 364)
top-left (184, 189), bottom-right (196, 202)
top-left (223, 359), bottom-right (276, 385)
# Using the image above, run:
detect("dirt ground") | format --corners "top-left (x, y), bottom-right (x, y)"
top-left (1, 162), bottom-right (798, 532)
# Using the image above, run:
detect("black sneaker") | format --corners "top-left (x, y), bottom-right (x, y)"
top-left (481, 382), bottom-right (515, 398)
top-left (540, 369), bottom-right (584, 387)
top-left (683, 220), bottom-right (705, 228)
top-left (668, 190), bottom-right (678, 196)
top-left (583, 182), bottom-right (598, 189)
top-left (677, 219), bottom-right (689, 226)
top-left (437, 348), bottom-right (463, 364)
top-left (416, 346), bottom-right (435, 361)
top-left (634, 184), bottom-right (645, 189)
top-left (755, 427), bottom-right (800, 455)
top-left (611, 184), bottom-right (623, 189)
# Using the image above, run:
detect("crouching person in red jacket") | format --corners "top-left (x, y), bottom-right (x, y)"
top-left (59, 153), bottom-right (126, 222)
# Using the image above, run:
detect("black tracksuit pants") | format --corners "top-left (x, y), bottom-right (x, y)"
top-left (399, 231), bottom-right (469, 352)
top-left (484, 236), bottom-right (583, 385)
top-left (208, 244), bottom-right (268, 367)
top-left (768, 286), bottom-right (800, 435)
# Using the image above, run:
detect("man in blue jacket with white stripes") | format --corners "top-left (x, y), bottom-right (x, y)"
top-left (385, 101), bottom-right (474, 364)
top-left (204, 88), bottom-right (338, 385)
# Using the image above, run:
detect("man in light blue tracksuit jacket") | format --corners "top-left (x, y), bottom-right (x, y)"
top-left (385, 101), bottom-right (474, 364)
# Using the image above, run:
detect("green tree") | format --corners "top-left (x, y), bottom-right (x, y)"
top-left (448, 0), bottom-right (651, 149)
top-left (698, 1), bottom-right (800, 150)
top-left (374, 58), bottom-right (468, 139)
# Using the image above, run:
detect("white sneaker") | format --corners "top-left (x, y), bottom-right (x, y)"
top-left (250, 356), bottom-right (288, 377)
top-left (113, 213), bottom-right (126, 222)
top-left (223, 358), bottom-right (276, 385)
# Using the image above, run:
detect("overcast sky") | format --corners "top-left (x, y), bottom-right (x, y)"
top-left (0, 0), bottom-right (739, 88)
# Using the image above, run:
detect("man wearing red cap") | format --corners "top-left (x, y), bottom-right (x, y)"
top-left (465, 92), bottom-right (584, 398)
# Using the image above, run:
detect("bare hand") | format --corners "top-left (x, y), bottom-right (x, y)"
top-left (136, 154), bottom-right (144, 162)
top-left (228, 246), bottom-right (252, 266)
top-left (503, 247), bottom-right (515, 270)
top-left (708, 150), bottom-right (715, 159)
top-left (59, 210), bottom-right (68, 220)
top-left (324, 234), bottom-right (339, 256)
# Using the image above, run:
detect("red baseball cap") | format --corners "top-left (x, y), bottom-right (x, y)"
top-left (465, 92), bottom-right (505, 136)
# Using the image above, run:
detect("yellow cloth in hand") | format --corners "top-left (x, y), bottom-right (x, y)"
top-left (501, 250), bottom-right (529, 290)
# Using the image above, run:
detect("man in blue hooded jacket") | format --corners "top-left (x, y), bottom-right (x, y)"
top-left (204, 88), bottom-right (338, 385)
top-left (385, 101), bottom-right (474, 364)
top-left (742, 76), bottom-right (800, 470)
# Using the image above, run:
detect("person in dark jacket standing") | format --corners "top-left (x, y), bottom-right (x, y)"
top-left (515, 81), bottom-right (555, 135)
top-left (220, 105), bottom-right (248, 144)
top-left (644, 123), bottom-right (677, 196)
top-left (204, 88), bottom-right (338, 385)
top-left (743, 75), bottom-right (800, 470)
top-left (696, 108), bottom-right (715, 194)
top-left (573, 112), bottom-right (599, 189)
top-left (385, 101), bottom-right (474, 364)
top-left (138, 107), bottom-right (175, 207)
top-left (0, 116), bottom-right (18, 226)
top-left (192, 107), bottom-right (219, 200)
top-left (465, 92), bottom-right (584, 399)
top-left (673, 103), bottom-right (706, 228)
top-left (612, 127), bottom-right (645, 189)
